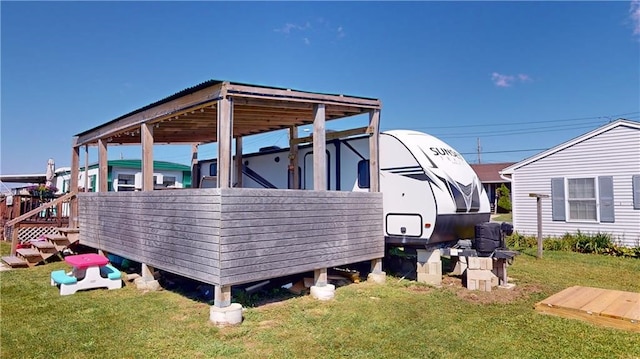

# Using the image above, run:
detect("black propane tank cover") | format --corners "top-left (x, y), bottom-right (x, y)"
top-left (501, 222), bottom-right (514, 236)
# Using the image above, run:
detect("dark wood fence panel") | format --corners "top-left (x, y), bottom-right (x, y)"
top-left (79, 189), bottom-right (221, 284)
top-left (218, 188), bottom-right (383, 286)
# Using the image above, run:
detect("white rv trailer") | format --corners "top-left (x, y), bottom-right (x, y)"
top-left (198, 130), bottom-right (491, 248)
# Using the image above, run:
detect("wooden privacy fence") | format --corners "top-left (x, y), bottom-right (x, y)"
top-left (79, 188), bottom-right (384, 286)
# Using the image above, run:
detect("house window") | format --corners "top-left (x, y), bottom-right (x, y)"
top-left (89, 175), bottom-right (97, 192)
top-left (209, 163), bottom-right (217, 176)
top-left (552, 176), bottom-right (614, 223)
top-left (117, 174), bottom-right (135, 192)
top-left (163, 176), bottom-right (176, 187)
top-left (567, 178), bottom-right (596, 221)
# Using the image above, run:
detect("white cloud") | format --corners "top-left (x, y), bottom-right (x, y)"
top-left (337, 26), bottom-right (345, 38)
top-left (631, 0), bottom-right (640, 38)
top-left (274, 22), bottom-right (311, 35)
top-left (491, 72), bottom-right (533, 87)
top-left (304, 37), bottom-right (310, 45)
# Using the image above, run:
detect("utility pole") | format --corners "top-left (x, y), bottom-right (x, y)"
top-left (477, 137), bottom-right (482, 164)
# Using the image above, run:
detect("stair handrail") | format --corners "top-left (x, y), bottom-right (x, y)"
top-left (5, 191), bottom-right (77, 227)
top-left (5, 191), bottom-right (77, 256)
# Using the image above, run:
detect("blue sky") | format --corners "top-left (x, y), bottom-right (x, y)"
top-left (2, 1), bottom-right (639, 177)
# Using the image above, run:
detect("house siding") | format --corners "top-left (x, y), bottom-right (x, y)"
top-left (511, 125), bottom-right (640, 247)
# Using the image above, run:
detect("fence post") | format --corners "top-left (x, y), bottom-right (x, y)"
top-left (529, 193), bottom-right (549, 259)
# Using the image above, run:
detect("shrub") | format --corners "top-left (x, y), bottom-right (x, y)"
top-left (504, 230), bottom-right (637, 258)
top-left (496, 184), bottom-right (511, 212)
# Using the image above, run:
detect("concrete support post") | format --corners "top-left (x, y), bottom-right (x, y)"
top-left (368, 258), bottom-right (386, 284)
top-left (416, 249), bottom-right (442, 286)
top-left (210, 285), bottom-right (243, 326)
top-left (311, 267), bottom-right (335, 300)
top-left (135, 263), bottom-right (161, 291)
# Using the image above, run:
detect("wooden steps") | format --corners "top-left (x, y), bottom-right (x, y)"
top-left (1, 227), bottom-right (80, 268)
top-left (1, 255), bottom-right (29, 268)
top-left (536, 286), bottom-right (640, 332)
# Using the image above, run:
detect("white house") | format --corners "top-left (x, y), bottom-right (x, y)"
top-left (55, 159), bottom-right (192, 193)
top-left (500, 119), bottom-right (640, 247)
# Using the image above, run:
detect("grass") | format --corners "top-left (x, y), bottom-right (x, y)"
top-left (490, 212), bottom-right (512, 223)
top-left (1, 241), bottom-right (639, 359)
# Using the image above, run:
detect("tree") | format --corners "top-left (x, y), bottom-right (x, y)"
top-left (497, 183), bottom-right (512, 213)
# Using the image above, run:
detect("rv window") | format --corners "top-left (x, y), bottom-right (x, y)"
top-left (209, 164), bottom-right (217, 176)
top-left (358, 160), bottom-right (370, 189)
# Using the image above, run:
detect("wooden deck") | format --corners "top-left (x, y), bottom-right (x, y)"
top-left (535, 286), bottom-right (640, 332)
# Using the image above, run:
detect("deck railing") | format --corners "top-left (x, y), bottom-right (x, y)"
top-left (4, 192), bottom-right (76, 255)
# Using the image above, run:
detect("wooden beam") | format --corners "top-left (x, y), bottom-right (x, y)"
top-left (226, 83), bottom-right (382, 108)
top-left (368, 110), bottom-right (380, 193)
top-left (191, 144), bottom-right (199, 188)
top-left (289, 126), bottom-right (299, 189)
top-left (141, 123), bottom-right (154, 191)
top-left (292, 126), bottom-right (369, 146)
top-left (75, 85), bottom-right (224, 146)
top-left (313, 104), bottom-right (326, 191)
top-left (234, 137), bottom-right (243, 188)
top-left (217, 96), bottom-right (232, 189)
top-left (70, 140), bottom-right (80, 227)
top-left (98, 139), bottom-right (108, 192)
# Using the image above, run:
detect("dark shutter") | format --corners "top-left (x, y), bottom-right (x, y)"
top-left (551, 178), bottom-right (566, 221)
top-left (633, 175), bottom-right (640, 210)
top-left (598, 176), bottom-right (614, 223)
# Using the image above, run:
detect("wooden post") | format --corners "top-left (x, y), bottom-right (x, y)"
top-left (217, 97), bottom-right (232, 189)
top-left (234, 137), bottom-right (243, 188)
top-left (84, 145), bottom-right (90, 192)
top-left (10, 224), bottom-right (19, 256)
top-left (368, 110), bottom-right (383, 277)
top-left (529, 193), bottom-right (549, 259)
top-left (313, 104), bottom-right (326, 191)
top-left (70, 139), bottom-right (80, 228)
top-left (214, 285), bottom-right (231, 308)
top-left (289, 126), bottom-right (299, 189)
top-left (98, 139), bottom-right (108, 192)
top-left (314, 268), bottom-right (328, 287)
top-left (191, 144), bottom-right (199, 188)
top-left (368, 110), bottom-right (380, 193)
top-left (141, 123), bottom-right (154, 191)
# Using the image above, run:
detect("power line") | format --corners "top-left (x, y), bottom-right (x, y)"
top-left (408, 111), bottom-right (639, 130)
top-left (460, 148), bottom-right (548, 155)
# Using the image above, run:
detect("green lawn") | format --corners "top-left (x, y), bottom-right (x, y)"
top-left (1, 242), bottom-right (639, 359)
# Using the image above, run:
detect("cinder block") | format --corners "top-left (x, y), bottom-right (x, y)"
top-left (452, 257), bottom-right (468, 276)
top-left (479, 279), bottom-right (492, 292)
top-left (417, 249), bottom-right (441, 263)
top-left (479, 258), bottom-right (493, 270)
top-left (417, 272), bottom-right (442, 286)
top-left (466, 278), bottom-right (478, 291)
top-left (467, 257), bottom-right (480, 270)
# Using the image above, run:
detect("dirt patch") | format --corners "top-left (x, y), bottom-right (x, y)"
top-left (442, 275), bottom-right (544, 304)
top-left (405, 284), bottom-right (433, 293)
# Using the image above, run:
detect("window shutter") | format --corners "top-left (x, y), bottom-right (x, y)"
top-left (551, 178), bottom-right (565, 221)
top-left (633, 175), bottom-right (640, 210)
top-left (598, 176), bottom-right (614, 223)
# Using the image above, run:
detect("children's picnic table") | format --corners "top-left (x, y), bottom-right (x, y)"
top-left (50, 253), bottom-right (122, 295)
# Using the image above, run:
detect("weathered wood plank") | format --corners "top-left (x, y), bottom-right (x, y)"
top-left (219, 250), bottom-right (382, 286)
top-left (221, 218), bottom-right (380, 234)
top-left (80, 214), bottom-right (220, 236)
top-left (80, 220), bottom-right (220, 248)
top-left (220, 187), bottom-right (380, 199)
top-left (220, 236), bottom-right (383, 261)
top-left (222, 214), bottom-right (380, 228)
top-left (80, 204), bottom-right (221, 221)
top-left (220, 206), bottom-right (382, 219)
top-left (221, 228), bottom-right (380, 247)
